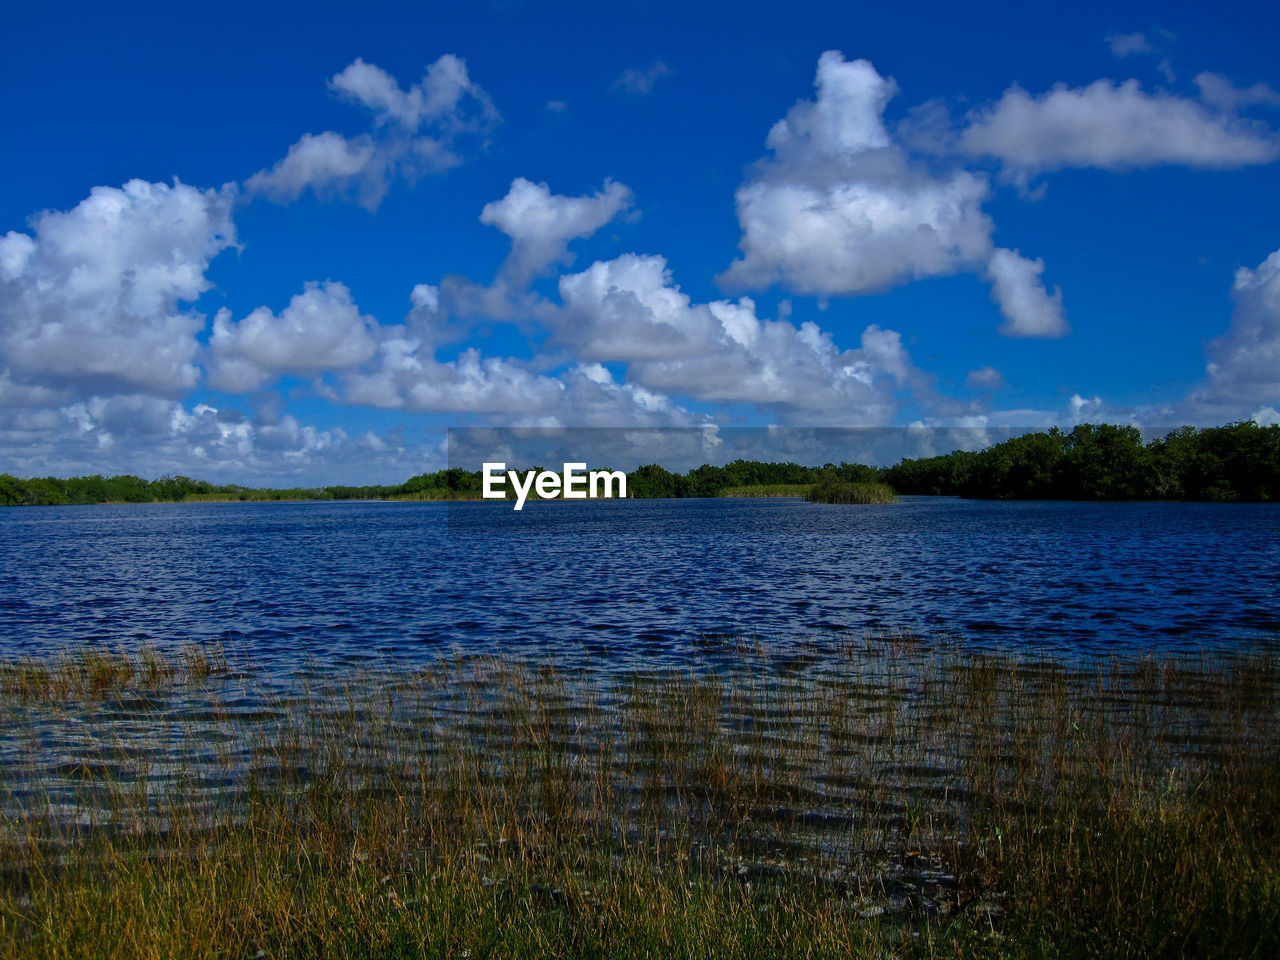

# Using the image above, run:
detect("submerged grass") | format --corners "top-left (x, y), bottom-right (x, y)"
top-left (805, 480), bottom-right (897, 504)
top-left (0, 643), bottom-right (229, 701)
top-left (0, 637), bottom-right (1277, 958)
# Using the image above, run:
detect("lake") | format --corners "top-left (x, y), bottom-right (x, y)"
top-left (1, 497), bottom-right (1277, 672)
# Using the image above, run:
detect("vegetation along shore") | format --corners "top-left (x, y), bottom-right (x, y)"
top-left (0, 636), bottom-right (1277, 958)
top-left (2, 421), bottom-right (1278, 506)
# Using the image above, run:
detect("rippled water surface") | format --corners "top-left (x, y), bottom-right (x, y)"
top-left (1, 497), bottom-right (1277, 669)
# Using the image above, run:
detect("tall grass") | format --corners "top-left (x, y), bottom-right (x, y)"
top-left (0, 637), bottom-right (1276, 958)
top-left (805, 479), bottom-right (897, 504)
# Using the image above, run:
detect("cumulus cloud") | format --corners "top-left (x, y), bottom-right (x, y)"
top-left (985, 248), bottom-right (1068, 338)
top-left (413, 177), bottom-right (638, 338)
top-left (0, 179), bottom-right (236, 401)
top-left (401, 282), bottom-right (473, 345)
top-left (720, 51), bottom-right (995, 297)
top-left (328, 55), bottom-right (494, 130)
top-left (1185, 248), bottom-right (1280, 420)
top-left (479, 177), bottom-right (634, 285)
top-left (1193, 72), bottom-right (1280, 113)
top-left (340, 339), bottom-right (566, 415)
top-left (557, 254), bottom-right (718, 361)
top-left (247, 55), bottom-right (498, 209)
top-left (264, 278), bottom-right (683, 426)
top-left (956, 79), bottom-right (1280, 175)
top-left (551, 363), bottom-right (696, 427)
top-left (373, 171), bottom-right (921, 424)
top-left (1067, 394), bottom-right (1113, 424)
top-left (612, 61), bottom-right (670, 96)
top-left (245, 133), bottom-right (377, 202)
top-left (635, 315), bottom-right (915, 424)
top-left (0, 394), bottom-right (421, 486)
top-left (338, 336), bottom-right (698, 427)
top-left (208, 281), bottom-right (380, 393)
top-left (9, 391), bottom-right (459, 486)
top-left (764, 54), bottom-right (896, 155)
top-left (558, 253), bottom-right (918, 423)
top-left (0, 370), bottom-right (63, 409)
top-left (723, 175), bottom-right (993, 296)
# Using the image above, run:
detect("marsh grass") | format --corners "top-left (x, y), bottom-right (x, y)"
top-left (0, 637), bottom-right (1277, 958)
top-left (805, 480), bottom-right (897, 504)
top-left (0, 643), bottom-right (228, 702)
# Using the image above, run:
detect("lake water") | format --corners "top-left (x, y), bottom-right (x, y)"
top-left (1, 497), bottom-right (1277, 672)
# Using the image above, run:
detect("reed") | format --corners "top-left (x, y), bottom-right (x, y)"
top-left (0, 643), bottom-right (228, 701)
top-left (805, 480), bottom-right (897, 504)
top-left (0, 637), bottom-right (1275, 958)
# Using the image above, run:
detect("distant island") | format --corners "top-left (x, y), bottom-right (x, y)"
top-left (2, 421), bottom-right (1277, 506)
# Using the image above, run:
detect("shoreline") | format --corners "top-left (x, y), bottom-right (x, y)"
top-left (2, 638), bottom-right (1276, 958)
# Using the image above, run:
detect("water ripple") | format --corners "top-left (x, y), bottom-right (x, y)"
top-left (0, 497), bottom-right (1276, 671)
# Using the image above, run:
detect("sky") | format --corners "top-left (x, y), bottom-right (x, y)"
top-left (2, 0), bottom-right (1279, 484)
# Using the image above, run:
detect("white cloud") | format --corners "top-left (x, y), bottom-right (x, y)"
top-left (0, 393), bottom-right (445, 486)
top-left (986, 248), bottom-right (1069, 338)
top-left (1185, 248), bottom-right (1280, 420)
top-left (367, 169), bottom-right (923, 424)
top-left (612, 61), bottom-right (670, 96)
top-left (479, 177), bottom-right (634, 284)
top-left (765, 53), bottom-right (896, 155)
top-left (1193, 72), bottom-right (1280, 113)
top-left (957, 79), bottom-right (1280, 175)
top-left (720, 51), bottom-right (995, 296)
top-left (328, 55), bottom-right (494, 130)
top-left (1067, 394), bottom-right (1110, 424)
top-left (247, 55), bottom-right (498, 209)
top-left (411, 178), bottom-right (637, 335)
top-left (338, 334), bottom-right (698, 427)
top-left (341, 339), bottom-right (566, 415)
top-left (297, 280), bottom-right (564, 418)
top-left (558, 254), bottom-right (717, 361)
top-left (634, 316), bottom-right (914, 424)
top-left (549, 364), bottom-right (700, 427)
top-left (559, 253), bottom-right (918, 423)
top-left (208, 281), bottom-right (380, 393)
top-left (965, 366), bottom-right (1006, 390)
top-left (720, 52), bottom-right (1077, 340)
top-left (723, 175), bottom-right (993, 296)
top-left (0, 370), bottom-right (63, 409)
top-left (244, 132), bottom-right (379, 204)
top-left (0, 232), bottom-right (35, 280)
top-left (411, 283), bottom-right (440, 313)
top-left (0, 179), bottom-right (236, 401)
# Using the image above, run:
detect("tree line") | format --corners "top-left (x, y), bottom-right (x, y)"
top-left (882, 422), bottom-right (1279, 501)
top-left (2, 421), bottom-right (1277, 506)
top-left (0, 473), bottom-right (410, 507)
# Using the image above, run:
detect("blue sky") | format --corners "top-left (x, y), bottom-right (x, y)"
top-left (2, 0), bottom-right (1278, 484)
